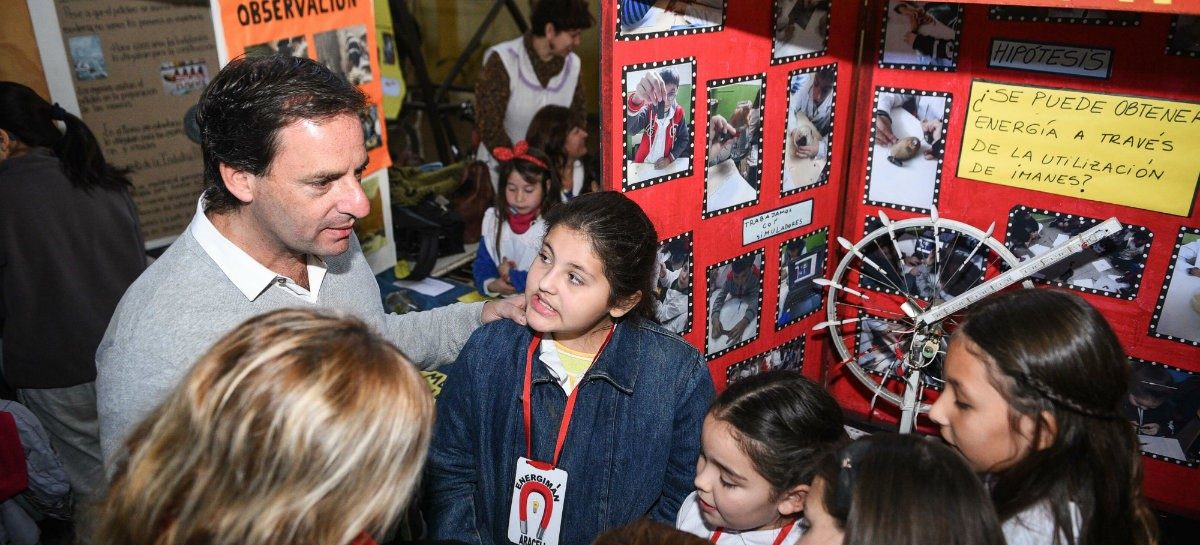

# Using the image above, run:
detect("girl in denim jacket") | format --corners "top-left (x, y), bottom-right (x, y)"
top-left (427, 192), bottom-right (715, 545)
top-left (678, 372), bottom-right (847, 545)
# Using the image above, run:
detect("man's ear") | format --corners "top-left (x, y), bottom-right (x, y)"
top-left (609, 290), bottom-right (643, 319)
top-left (218, 162), bottom-right (257, 204)
top-left (778, 483), bottom-right (810, 517)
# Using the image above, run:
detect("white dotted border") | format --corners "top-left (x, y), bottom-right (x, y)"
top-left (1149, 226), bottom-right (1200, 347)
top-left (614, 0), bottom-right (727, 41)
top-left (780, 64), bottom-right (837, 198)
top-left (769, 0), bottom-right (831, 65)
top-left (658, 231), bottom-right (695, 336)
top-left (705, 247), bottom-right (767, 361)
top-left (621, 58), bottom-right (698, 192)
top-left (1127, 357), bottom-right (1198, 468)
top-left (862, 87), bottom-right (952, 214)
top-left (1003, 205), bottom-right (1151, 301)
top-left (702, 72), bottom-right (768, 219)
top-left (1166, 16), bottom-right (1200, 58)
top-left (988, 6), bottom-right (1141, 27)
top-left (878, 1), bottom-right (963, 72)
top-left (724, 334), bottom-right (807, 388)
top-left (775, 226), bottom-right (830, 331)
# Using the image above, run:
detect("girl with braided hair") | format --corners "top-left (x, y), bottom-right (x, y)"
top-left (929, 289), bottom-right (1157, 545)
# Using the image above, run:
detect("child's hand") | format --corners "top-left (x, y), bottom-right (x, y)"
top-left (1139, 423), bottom-right (1161, 436)
top-left (654, 157), bottom-right (674, 169)
top-left (498, 259), bottom-right (516, 279)
top-left (635, 71), bottom-right (667, 105)
top-left (727, 318), bottom-right (750, 342)
top-left (487, 278), bottom-right (517, 295)
top-left (874, 114), bottom-right (898, 147)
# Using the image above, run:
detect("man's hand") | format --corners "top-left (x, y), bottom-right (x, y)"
top-left (635, 71), bottom-right (667, 105)
top-left (481, 294), bottom-right (527, 325)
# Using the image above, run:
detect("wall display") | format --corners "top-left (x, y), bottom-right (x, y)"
top-left (1168, 15), bottom-right (1200, 57)
top-left (988, 6), bottom-right (1141, 26)
top-left (615, 0), bottom-right (726, 40)
top-left (622, 58), bottom-right (696, 190)
top-left (1125, 358), bottom-right (1200, 467)
top-left (1151, 226), bottom-right (1200, 346)
top-left (879, 1), bottom-right (962, 71)
top-left (959, 81), bottom-right (1200, 217)
top-left (771, 0), bottom-right (830, 64)
top-left (864, 88), bottom-right (950, 212)
top-left (703, 74), bottom-right (766, 218)
top-left (724, 336), bottom-right (805, 387)
top-left (1005, 206), bottom-right (1151, 300)
top-left (781, 64), bottom-right (837, 195)
top-left (706, 249), bottom-right (765, 358)
top-left (655, 232), bottom-right (695, 335)
top-left (776, 228), bottom-right (828, 329)
top-left (38, 0), bottom-right (220, 246)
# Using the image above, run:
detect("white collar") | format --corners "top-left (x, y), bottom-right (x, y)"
top-left (188, 197), bottom-right (327, 302)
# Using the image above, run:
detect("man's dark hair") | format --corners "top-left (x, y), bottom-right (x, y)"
top-left (659, 68), bottom-right (680, 87)
top-left (196, 55), bottom-right (367, 213)
top-left (530, 0), bottom-right (594, 36)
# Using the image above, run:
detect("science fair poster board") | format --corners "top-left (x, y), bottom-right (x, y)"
top-left (28, 0), bottom-right (219, 247)
top-left (212, 0), bottom-right (395, 272)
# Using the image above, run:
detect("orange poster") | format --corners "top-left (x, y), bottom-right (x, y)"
top-left (213, 0), bottom-right (391, 172)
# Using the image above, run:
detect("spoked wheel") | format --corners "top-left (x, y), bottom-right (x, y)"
top-left (819, 210), bottom-right (1024, 431)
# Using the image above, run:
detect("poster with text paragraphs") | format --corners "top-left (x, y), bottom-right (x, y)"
top-left (30, 1), bottom-right (221, 246)
top-left (213, 0), bottom-right (396, 271)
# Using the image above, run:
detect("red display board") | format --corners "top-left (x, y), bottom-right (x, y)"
top-left (602, 0), bottom-right (1200, 517)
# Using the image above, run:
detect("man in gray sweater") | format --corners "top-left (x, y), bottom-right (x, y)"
top-left (95, 55), bottom-right (524, 463)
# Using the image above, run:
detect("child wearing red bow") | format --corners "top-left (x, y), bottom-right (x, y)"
top-left (473, 142), bottom-right (560, 296)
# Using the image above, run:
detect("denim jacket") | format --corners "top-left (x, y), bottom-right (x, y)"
top-left (425, 317), bottom-right (715, 545)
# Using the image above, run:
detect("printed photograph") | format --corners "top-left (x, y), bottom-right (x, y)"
top-left (1152, 228), bottom-right (1200, 345)
top-left (69, 35), bottom-right (108, 81)
top-left (1168, 16), bottom-right (1200, 56)
top-left (160, 60), bottom-right (209, 96)
top-left (315, 24), bottom-right (373, 85)
top-left (245, 35), bottom-right (308, 58)
top-left (880, 1), bottom-right (961, 70)
top-left (865, 90), bottom-right (947, 211)
top-left (989, 6), bottom-right (1140, 25)
top-left (706, 251), bottom-right (764, 357)
top-left (1124, 359), bottom-right (1200, 466)
top-left (772, 0), bottom-right (830, 62)
top-left (857, 216), bottom-right (986, 301)
top-left (360, 104), bottom-right (384, 150)
top-left (655, 233), bottom-right (693, 335)
top-left (1005, 207), bottom-right (1150, 299)
top-left (382, 31), bottom-right (397, 64)
top-left (782, 66), bottom-right (835, 194)
top-left (725, 337), bottom-right (805, 387)
top-left (704, 75), bottom-right (764, 216)
top-left (617, 0), bottom-right (725, 38)
top-left (776, 231), bottom-right (827, 328)
top-left (623, 60), bottom-right (695, 188)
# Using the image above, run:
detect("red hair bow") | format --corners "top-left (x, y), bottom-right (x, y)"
top-left (492, 141), bottom-right (547, 169)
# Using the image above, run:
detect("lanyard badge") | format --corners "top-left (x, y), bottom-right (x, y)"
top-left (507, 328), bottom-right (616, 545)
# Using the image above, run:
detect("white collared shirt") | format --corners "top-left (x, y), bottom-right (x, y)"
top-left (188, 197), bottom-right (327, 303)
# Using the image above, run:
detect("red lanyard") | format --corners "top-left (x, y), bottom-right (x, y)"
top-left (522, 326), bottom-right (616, 467)
top-left (709, 520), bottom-right (796, 545)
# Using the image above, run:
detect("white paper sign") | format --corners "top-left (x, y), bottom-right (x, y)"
top-left (743, 200), bottom-right (814, 245)
top-left (988, 39), bottom-right (1112, 79)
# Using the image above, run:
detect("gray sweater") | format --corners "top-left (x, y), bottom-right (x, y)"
top-left (95, 225), bottom-right (484, 462)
